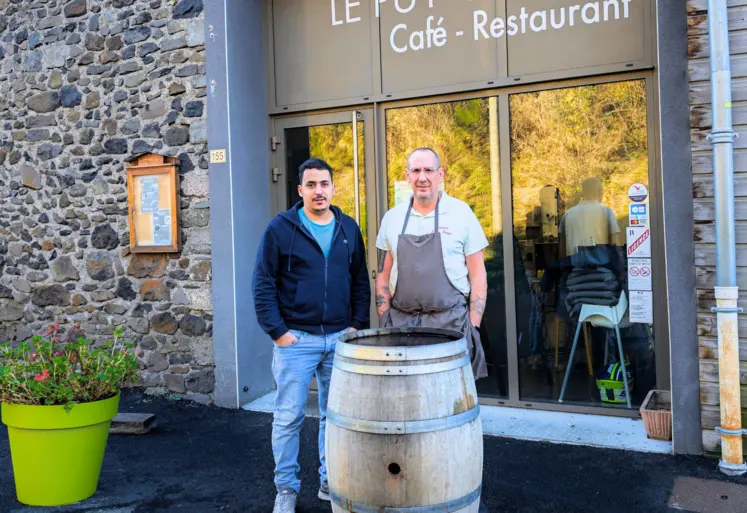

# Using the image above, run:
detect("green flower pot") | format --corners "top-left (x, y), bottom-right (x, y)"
top-left (1, 393), bottom-right (120, 506)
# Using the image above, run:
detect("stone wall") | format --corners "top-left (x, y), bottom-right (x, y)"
top-left (0, 0), bottom-right (215, 403)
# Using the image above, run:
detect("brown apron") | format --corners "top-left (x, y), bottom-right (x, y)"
top-left (382, 198), bottom-right (489, 379)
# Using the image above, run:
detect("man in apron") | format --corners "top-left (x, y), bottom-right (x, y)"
top-left (375, 147), bottom-right (489, 380)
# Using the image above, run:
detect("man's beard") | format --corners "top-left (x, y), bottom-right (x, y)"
top-left (310, 196), bottom-right (328, 212)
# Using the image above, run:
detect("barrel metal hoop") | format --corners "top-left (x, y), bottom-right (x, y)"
top-left (333, 354), bottom-right (470, 376)
top-left (330, 485), bottom-right (481, 513)
top-left (328, 405), bottom-right (480, 435)
top-left (335, 339), bottom-right (468, 362)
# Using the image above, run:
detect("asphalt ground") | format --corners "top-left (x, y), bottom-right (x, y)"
top-left (0, 389), bottom-right (744, 513)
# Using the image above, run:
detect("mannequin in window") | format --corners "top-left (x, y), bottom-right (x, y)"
top-left (558, 177), bottom-right (625, 381)
top-left (559, 177), bottom-right (620, 258)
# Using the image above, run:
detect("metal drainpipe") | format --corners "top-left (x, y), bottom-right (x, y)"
top-left (708, 0), bottom-right (747, 476)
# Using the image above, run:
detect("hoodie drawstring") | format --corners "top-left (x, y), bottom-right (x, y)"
top-left (340, 221), bottom-right (352, 265)
top-left (284, 206), bottom-right (350, 268)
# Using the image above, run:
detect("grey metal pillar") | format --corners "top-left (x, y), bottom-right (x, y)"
top-left (205, 0), bottom-right (274, 408)
top-left (656, 0), bottom-right (702, 455)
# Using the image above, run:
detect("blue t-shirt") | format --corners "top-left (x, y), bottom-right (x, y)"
top-left (298, 209), bottom-right (336, 258)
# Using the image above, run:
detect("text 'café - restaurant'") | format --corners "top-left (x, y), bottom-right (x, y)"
top-left (202, 0), bottom-right (715, 457)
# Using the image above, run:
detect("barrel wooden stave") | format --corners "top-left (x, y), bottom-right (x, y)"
top-left (327, 420), bottom-right (482, 512)
top-left (326, 333), bottom-right (482, 513)
top-left (327, 364), bottom-right (478, 422)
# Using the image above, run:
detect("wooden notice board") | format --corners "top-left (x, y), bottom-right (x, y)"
top-left (126, 153), bottom-right (181, 253)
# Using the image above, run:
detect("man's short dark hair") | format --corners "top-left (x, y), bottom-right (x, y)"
top-left (298, 158), bottom-right (334, 184)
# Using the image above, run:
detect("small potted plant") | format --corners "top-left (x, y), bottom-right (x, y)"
top-left (0, 323), bottom-right (140, 506)
top-left (639, 389), bottom-right (672, 441)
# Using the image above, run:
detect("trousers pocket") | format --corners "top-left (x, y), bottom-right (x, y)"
top-left (274, 330), bottom-right (304, 348)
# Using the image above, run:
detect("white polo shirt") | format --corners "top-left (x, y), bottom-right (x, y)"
top-left (376, 192), bottom-right (489, 295)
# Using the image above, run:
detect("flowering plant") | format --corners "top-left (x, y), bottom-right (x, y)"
top-left (0, 323), bottom-right (140, 408)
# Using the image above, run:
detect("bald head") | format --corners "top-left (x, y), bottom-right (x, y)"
top-left (407, 148), bottom-right (441, 170)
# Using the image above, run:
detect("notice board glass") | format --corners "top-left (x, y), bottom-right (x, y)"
top-left (126, 154), bottom-right (181, 253)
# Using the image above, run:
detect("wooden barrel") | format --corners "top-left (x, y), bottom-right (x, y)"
top-left (326, 327), bottom-right (483, 513)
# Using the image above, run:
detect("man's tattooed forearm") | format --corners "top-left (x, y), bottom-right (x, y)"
top-left (377, 249), bottom-right (387, 273)
top-left (470, 296), bottom-right (487, 316)
top-left (376, 286), bottom-right (391, 308)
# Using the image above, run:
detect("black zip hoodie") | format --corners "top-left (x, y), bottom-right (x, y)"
top-left (252, 201), bottom-right (370, 340)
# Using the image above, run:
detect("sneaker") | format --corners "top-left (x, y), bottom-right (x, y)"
top-left (318, 482), bottom-right (330, 502)
top-left (273, 488), bottom-right (297, 513)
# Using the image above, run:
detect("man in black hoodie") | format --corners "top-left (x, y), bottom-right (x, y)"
top-left (253, 157), bottom-right (370, 513)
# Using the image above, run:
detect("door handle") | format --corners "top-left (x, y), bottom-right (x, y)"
top-left (352, 111), bottom-right (361, 225)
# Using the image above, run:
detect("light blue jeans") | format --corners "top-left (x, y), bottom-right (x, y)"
top-left (271, 328), bottom-right (346, 494)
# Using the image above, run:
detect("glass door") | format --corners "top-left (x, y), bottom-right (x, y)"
top-left (377, 74), bottom-right (663, 415)
top-left (382, 97), bottom-right (509, 399)
top-left (271, 109), bottom-right (378, 328)
top-left (507, 79), bottom-right (659, 413)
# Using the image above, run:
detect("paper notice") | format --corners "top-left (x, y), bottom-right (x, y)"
top-left (153, 209), bottom-right (172, 246)
top-left (140, 176), bottom-right (159, 213)
top-left (628, 258), bottom-right (652, 291)
top-left (629, 291), bottom-right (653, 324)
top-left (394, 181), bottom-right (411, 206)
top-left (627, 227), bottom-right (651, 258)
